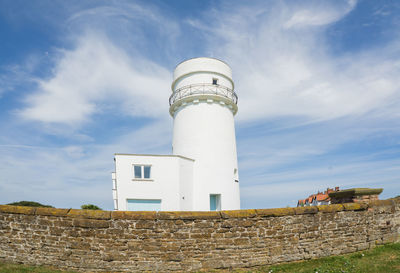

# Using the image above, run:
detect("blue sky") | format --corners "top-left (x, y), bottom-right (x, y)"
top-left (0, 0), bottom-right (399, 210)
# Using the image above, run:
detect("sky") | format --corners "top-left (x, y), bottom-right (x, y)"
top-left (0, 0), bottom-right (399, 210)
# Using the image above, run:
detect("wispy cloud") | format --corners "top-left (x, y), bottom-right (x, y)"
top-left (192, 0), bottom-right (400, 123)
top-left (19, 32), bottom-right (170, 126)
top-left (284, 0), bottom-right (357, 29)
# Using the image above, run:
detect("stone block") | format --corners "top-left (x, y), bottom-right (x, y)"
top-left (72, 219), bottom-right (110, 228)
top-left (163, 253), bottom-right (184, 262)
top-left (190, 232), bottom-right (212, 239)
top-left (135, 220), bottom-right (154, 229)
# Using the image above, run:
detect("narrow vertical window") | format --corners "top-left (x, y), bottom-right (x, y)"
top-left (143, 166), bottom-right (151, 179)
top-left (234, 168), bottom-right (239, 182)
top-left (134, 165), bottom-right (142, 179)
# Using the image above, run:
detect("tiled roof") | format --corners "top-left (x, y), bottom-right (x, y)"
top-left (316, 194), bottom-right (329, 201)
top-left (297, 187), bottom-right (340, 206)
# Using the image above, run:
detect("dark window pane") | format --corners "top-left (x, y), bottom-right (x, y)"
top-left (144, 166), bottom-right (151, 179)
top-left (212, 78), bottom-right (218, 85)
top-left (134, 166), bottom-right (142, 178)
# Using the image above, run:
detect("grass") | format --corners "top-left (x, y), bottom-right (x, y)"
top-left (233, 243), bottom-right (400, 273)
top-left (0, 262), bottom-right (77, 273)
top-left (1, 243), bottom-right (399, 272)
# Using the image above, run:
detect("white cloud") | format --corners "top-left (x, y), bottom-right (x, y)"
top-left (192, 0), bottom-right (400, 123)
top-left (17, 1), bottom-right (181, 127)
top-left (19, 33), bottom-right (171, 125)
top-left (284, 0), bottom-right (357, 29)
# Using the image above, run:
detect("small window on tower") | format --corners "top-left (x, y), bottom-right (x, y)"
top-left (234, 168), bottom-right (239, 183)
top-left (212, 78), bottom-right (218, 85)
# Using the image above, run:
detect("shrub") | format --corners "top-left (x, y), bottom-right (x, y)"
top-left (7, 201), bottom-right (53, 208)
top-left (81, 204), bottom-right (101, 210)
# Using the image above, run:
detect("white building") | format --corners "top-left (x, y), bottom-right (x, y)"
top-left (112, 57), bottom-right (240, 211)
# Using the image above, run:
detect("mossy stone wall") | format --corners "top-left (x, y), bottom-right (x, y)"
top-left (0, 199), bottom-right (399, 272)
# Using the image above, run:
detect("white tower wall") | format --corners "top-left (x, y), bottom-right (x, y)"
top-left (170, 57), bottom-right (240, 211)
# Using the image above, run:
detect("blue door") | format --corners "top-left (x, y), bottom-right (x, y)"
top-left (127, 199), bottom-right (161, 211)
top-left (210, 194), bottom-right (220, 211)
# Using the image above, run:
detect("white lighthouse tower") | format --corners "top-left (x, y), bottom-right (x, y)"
top-left (112, 57), bottom-right (240, 211)
top-left (170, 57), bottom-right (240, 211)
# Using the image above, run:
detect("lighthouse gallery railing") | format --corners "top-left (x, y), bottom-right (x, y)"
top-left (169, 83), bottom-right (238, 106)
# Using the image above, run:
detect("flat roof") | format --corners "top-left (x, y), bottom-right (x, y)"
top-left (114, 153), bottom-right (195, 162)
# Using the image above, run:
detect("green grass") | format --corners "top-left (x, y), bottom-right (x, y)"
top-left (1, 243), bottom-right (399, 272)
top-left (0, 262), bottom-right (77, 273)
top-left (234, 243), bottom-right (400, 273)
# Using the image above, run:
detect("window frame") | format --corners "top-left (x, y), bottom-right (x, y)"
top-left (132, 164), bottom-right (153, 181)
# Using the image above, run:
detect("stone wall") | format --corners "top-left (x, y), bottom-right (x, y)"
top-left (0, 199), bottom-right (399, 272)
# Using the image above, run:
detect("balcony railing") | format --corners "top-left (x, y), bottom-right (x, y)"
top-left (169, 83), bottom-right (238, 106)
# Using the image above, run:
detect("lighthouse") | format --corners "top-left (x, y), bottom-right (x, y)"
top-left (112, 57), bottom-right (240, 211)
top-left (170, 57), bottom-right (240, 210)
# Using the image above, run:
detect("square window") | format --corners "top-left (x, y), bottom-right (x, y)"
top-left (143, 166), bottom-right (151, 179)
top-left (133, 165), bottom-right (151, 180)
top-left (134, 165), bottom-right (142, 179)
top-left (212, 78), bottom-right (218, 85)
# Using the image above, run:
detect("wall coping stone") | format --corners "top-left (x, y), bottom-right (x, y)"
top-left (157, 211), bottom-right (222, 220)
top-left (67, 209), bottom-right (111, 219)
top-left (255, 208), bottom-right (295, 217)
top-left (111, 210), bottom-right (157, 220)
top-left (343, 202), bottom-right (368, 211)
top-left (0, 205), bottom-right (36, 215)
top-left (220, 209), bottom-right (257, 218)
top-left (294, 206), bottom-right (318, 215)
top-left (35, 207), bottom-right (70, 217)
top-left (0, 198), bottom-right (398, 220)
top-left (317, 204), bottom-right (344, 213)
top-left (329, 187), bottom-right (383, 198)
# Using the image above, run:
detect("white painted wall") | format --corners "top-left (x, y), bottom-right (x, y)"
top-left (173, 57), bottom-right (233, 90)
top-left (179, 158), bottom-right (194, 211)
top-left (114, 154), bottom-right (194, 211)
top-left (171, 57), bottom-right (241, 211)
